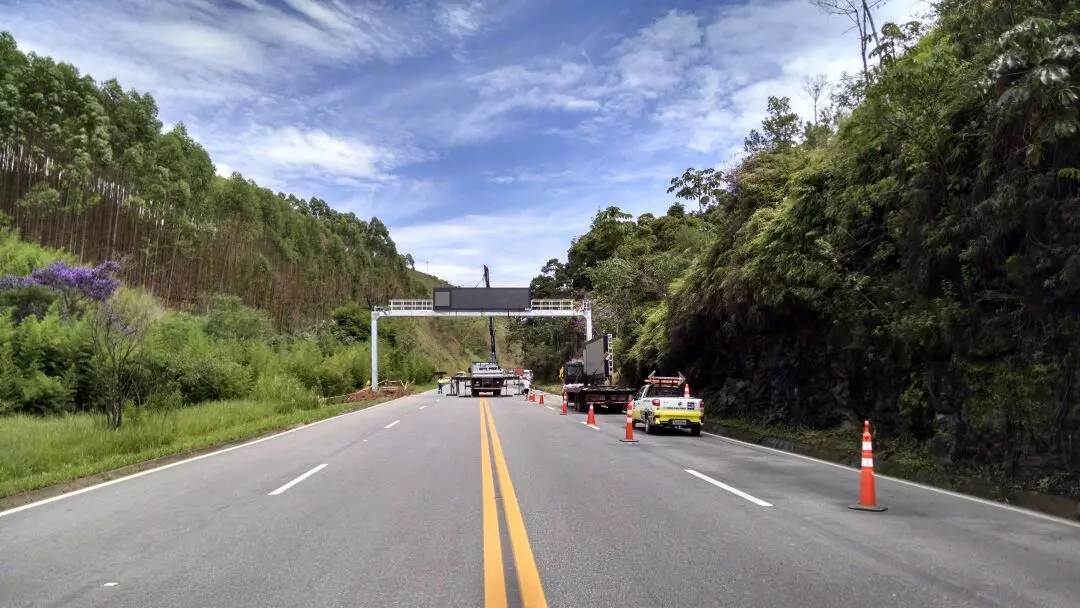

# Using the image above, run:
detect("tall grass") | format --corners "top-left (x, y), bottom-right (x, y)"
top-left (0, 395), bottom-right (390, 499)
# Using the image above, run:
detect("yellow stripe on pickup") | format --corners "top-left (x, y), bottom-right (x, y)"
top-left (655, 411), bottom-right (703, 423)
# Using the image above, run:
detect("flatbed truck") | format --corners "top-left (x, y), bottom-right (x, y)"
top-left (562, 333), bottom-right (634, 413)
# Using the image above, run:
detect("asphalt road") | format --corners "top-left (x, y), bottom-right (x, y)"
top-left (2, 390), bottom-right (1078, 608)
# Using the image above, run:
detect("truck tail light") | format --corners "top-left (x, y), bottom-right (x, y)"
top-left (652, 399), bottom-right (661, 407)
top-left (698, 401), bottom-right (704, 410)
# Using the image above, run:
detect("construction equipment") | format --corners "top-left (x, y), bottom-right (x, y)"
top-left (484, 265), bottom-right (498, 366)
top-left (456, 265), bottom-right (518, 397)
top-left (562, 333), bottom-right (635, 414)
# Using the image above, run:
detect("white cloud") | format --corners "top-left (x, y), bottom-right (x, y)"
top-left (0, 0), bottom-right (501, 125)
top-left (114, 19), bottom-right (269, 75)
top-left (253, 127), bottom-right (395, 181)
top-left (437, 1), bottom-right (487, 38)
top-left (282, 0), bottom-right (351, 32)
top-left (446, 62), bottom-right (605, 143)
top-left (486, 168), bottom-right (575, 184)
top-left (616, 0), bottom-right (930, 155)
top-left (614, 9), bottom-right (703, 96)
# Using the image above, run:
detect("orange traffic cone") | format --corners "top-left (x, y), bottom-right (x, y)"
top-left (539, 392), bottom-right (545, 405)
top-left (620, 396), bottom-right (637, 443)
top-left (529, 391), bottom-right (535, 402)
top-left (849, 420), bottom-right (887, 512)
top-left (561, 391), bottom-right (568, 415)
top-left (684, 383), bottom-right (690, 398)
top-left (586, 403), bottom-right (596, 426)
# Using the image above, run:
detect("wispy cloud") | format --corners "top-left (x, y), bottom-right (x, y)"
top-left (251, 127), bottom-right (398, 181)
top-left (486, 168), bottom-right (575, 185)
top-left (613, 9), bottom-right (704, 97)
top-left (437, 1), bottom-right (487, 38)
top-left (444, 61), bottom-right (605, 144)
top-left (335, 178), bottom-right (448, 224)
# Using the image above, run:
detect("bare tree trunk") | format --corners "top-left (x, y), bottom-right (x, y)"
top-left (863, 0), bottom-right (880, 50)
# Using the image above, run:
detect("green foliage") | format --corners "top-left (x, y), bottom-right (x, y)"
top-left (0, 232), bottom-right (462, 420)
top-left (330, 302), bottom-right (371, 344)
top-left (204, 294), bottom-right (273, 342)
top-left (0, 227), bottom-right (71, 275)
top-left (521, 2), bottom-right (1080, 488)
top-left (744, 96), bottom-right (801, 153)
top-left (510, 201), bottom-right (707, 382)
top-left (254, 373), bottom-right (321, 412)
top-left (0, 283), bottom-right (57, 323)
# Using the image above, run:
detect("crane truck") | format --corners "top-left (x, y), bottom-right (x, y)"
top-left (562, 333), bottom-right (635, 413)
top-left (456, 265), bottom-right (518, 397)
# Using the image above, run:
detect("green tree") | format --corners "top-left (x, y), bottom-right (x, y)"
top-left (744, 96), bottom-right (801, 153)
top-left (330, 302), bottom-right (371, 344)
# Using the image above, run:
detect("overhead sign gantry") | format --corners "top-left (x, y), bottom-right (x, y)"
top-left (370, 289), bottom-right (592, 392)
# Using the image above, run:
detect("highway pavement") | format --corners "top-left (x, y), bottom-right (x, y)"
top-left (1, 389), bottom-right (1078, 608)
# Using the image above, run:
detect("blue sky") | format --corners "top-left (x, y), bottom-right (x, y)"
top-left (1, 0), bottom-right (928, 287)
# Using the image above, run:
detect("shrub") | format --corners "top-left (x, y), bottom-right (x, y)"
top-left (253, 373), bottom-right (320, 412)
top-left (205, 294), bottom-right (273, 342)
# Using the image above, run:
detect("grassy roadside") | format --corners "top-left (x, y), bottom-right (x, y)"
top-left (0, 388), bottom-right (432, 500)
top-left (535, 382), bottom-right (563, 395)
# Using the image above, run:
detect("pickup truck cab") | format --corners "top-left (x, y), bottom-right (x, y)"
top-left (631, 375), bottom-right (704, 436)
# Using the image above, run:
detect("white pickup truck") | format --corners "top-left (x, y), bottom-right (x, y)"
top-left (631, 374), bottom-right (704, 436)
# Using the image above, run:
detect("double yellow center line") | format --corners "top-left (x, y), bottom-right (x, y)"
top-left (479, 398), bottom-right (549, 608)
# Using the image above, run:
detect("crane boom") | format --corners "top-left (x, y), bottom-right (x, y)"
top-left (483, 265), bottom-right (498, 366)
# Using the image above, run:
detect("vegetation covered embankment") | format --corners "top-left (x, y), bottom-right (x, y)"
top-left (510, 1), bottom-right (1080, 498)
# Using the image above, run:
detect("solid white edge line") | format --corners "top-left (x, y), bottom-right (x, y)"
top-left (0, 390), bottom-right (429, 519)
top-left (578, 421), bottom-right (600, 431)
top-left (546, 406), bottom-right (556, 411)
top-left (701, 431), bottom-right (1080, 528)
top-left (685, 469), bottom-right (772, 507)
top-left (268, 463), bottom-right (328, 496)
top-left (385, 420), bottom-right (400, 429)
top-left (419, 405), bottom-right (427, 410)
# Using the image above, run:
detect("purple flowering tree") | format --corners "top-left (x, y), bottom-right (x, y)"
top-left (0, 260), bottom-right (121, 318)
top-left (0, 259), bottom-right (150, 428)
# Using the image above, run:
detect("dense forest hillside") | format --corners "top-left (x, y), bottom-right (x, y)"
top-left (510, 0), bottom-right (1080, 494)
top-left (0, 32), bottom-right (416, 330)
top-left (0, 31), bottom-right (508, 425)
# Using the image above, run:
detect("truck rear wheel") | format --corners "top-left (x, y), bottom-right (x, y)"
top-left (690, 424), bottom-right (701, 437)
